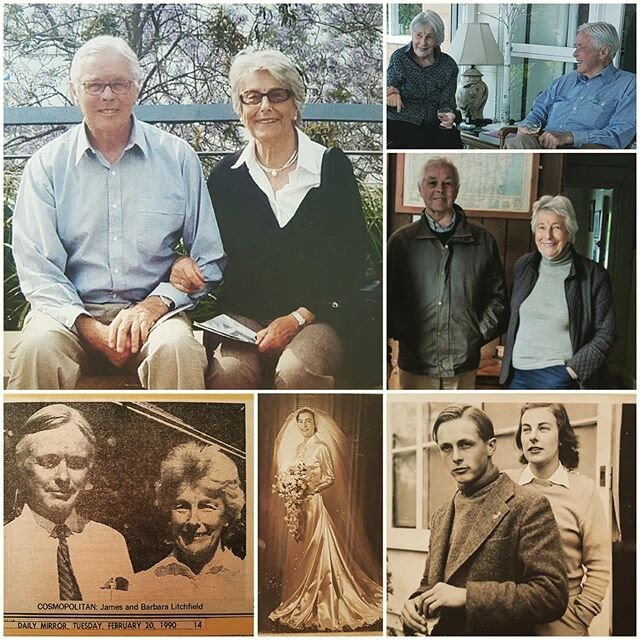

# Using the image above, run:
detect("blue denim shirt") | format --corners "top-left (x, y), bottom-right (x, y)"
top-left (521, 63), bottom-right (636, 148)
top-left (12, 116), bottom-right (226, 328)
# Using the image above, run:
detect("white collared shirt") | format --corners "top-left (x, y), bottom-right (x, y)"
top-left (231, 128), bottom-right (325, 228)
top-left (517, 463), bottom-right (571, 489)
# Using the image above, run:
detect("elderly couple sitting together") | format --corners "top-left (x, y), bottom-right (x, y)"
top-left (387, 15), bottom-right (635, 150)
top-left (8, 36), bottom-right (371, 391)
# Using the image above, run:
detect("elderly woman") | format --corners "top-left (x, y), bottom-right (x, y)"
top-left (170, 49), bottom-right (368, 390)
top-left (387, 11), bottom-right (462, 149)
top-left (500, 195), bottom-right (616, 389)
top-left (131, 443), bottom-right (247, 604)
top-left (506, 403), bottom-right (610, 635)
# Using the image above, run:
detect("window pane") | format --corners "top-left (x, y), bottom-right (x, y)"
top-left (512, 5), bottom-right (588, 47)
top-left (509, 57), bottom-right (567, 120)
top-left (425, 445), bottom-right (455, 523)
top-left (393, 451), bottom-right (416, 527)
top-left (393, 4), bottom-right (423, 36)
top-left (390, 403), bottom-right (417, 447)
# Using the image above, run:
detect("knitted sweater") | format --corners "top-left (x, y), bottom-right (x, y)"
top-left (207, 147), bottom-right (367, 338)
top-left (505, 466), bottom-right (610, 627)
top-left (512, 248), bottom-right (573, 369)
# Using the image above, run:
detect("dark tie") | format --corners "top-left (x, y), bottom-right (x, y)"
top-left (52, 524), bottom-right (82, 601)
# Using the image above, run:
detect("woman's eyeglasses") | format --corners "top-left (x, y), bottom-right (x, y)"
top-left (240, 88), bottom-right (293, 105)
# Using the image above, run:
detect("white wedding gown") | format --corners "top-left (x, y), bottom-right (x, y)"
top-left (269, 434), bottom-right (382, 631)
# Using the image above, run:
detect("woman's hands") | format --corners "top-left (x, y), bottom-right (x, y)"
top-left (170, 256), bottom-right (205, 294)
top-left (256, 315), bottom-right (301, 354)
top-left (256, 308), bottom-right (315, 354)
top-left (387, 86), bottom-right (404, 112)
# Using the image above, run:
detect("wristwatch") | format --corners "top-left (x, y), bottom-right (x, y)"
top-left (158, 295), bottom-right (175, 311)
top-left (290, 310), bottom-right (307, 327)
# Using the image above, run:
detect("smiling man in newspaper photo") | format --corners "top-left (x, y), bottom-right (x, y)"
top-left (4, 404), bottom-right (134, 609)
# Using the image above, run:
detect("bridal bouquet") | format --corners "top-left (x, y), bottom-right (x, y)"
top-left (273, 462), bottom-right (309, 541)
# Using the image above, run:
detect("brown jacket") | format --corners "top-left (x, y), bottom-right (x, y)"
top-left (410, 473), bottom-right (568, 635)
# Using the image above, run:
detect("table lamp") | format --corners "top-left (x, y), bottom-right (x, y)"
top-left (447, 23), bottom-right (504, 122)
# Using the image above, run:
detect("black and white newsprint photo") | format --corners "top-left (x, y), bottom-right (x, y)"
top-left (387, 393), bottom-right (635, 636)
top-left (4, 397), bottom-right (253, 636)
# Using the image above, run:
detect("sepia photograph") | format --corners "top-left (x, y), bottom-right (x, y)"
top-left (258, 393), bottom-right (383, 634)
top-left (387, 393), bottom-right (635, 636)
top-left (4, 396), bottom-right (253, 635)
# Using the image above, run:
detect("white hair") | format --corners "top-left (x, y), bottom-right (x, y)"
top-left (418, 156), bottom-right (460, 189)
top-left (410, 11), bottom-right (445, 46)
top-left (531, 195), bottom-right (579, 242)
top-left (577, 22), bottom-right (620, 58)
top-left (229, 49), bottom-right (305, 126)
top-left (70, 35), bottom-right (143, 88)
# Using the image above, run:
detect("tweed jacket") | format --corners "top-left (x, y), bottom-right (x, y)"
top-left (410, 473), bottom-right (568, 635)
top-left (499, 246), bottom-right (616, 388)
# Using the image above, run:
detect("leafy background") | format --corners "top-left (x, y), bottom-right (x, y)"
top-left (4, 3), bottom-right (382, 329)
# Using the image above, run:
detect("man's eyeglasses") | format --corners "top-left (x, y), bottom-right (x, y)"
top-left (81, 80), bottom-right (133, 96)
top-left (239, 88), bottom-right (293, 105)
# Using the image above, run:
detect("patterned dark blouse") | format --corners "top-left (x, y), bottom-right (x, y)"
top-left (387, 44), bottom-right (458, 126)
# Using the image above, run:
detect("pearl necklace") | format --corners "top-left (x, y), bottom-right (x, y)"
top-left (256, 147), bottom-right (299, 177)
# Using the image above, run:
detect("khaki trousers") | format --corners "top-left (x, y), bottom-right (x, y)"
top-left (398, 368), bottom-right (477, 390)
top-left (205, 315), bottom-right (343, 390)
top-left (7, 305), bottom-right (207, 390)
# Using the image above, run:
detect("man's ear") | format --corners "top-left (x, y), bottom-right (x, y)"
top-left (486, 437), bottom-right (497, 457)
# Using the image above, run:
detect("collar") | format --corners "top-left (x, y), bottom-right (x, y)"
top-left (417, 203), bottom-right (472, 241)
top-left (577, 62), bottom-right (616, 83)
top-left (231, 128), bottom-right (322, 175)
top-left (425, 209), bottom-right (457, 232)
top-left (518, 463), bottom-right (571, 489)
top-left (457, 463), bottom-right (500, 497)
top-left (153, 547), bottom-right (234, 579)
top-left (22, 503), bottom-right (87, 536)
top-left (74, 114), bottom-right (146, 165)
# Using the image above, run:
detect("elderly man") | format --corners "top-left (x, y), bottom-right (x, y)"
top-left (401, 405), bottom-right (568, 636)
top-left (506, 22), bottom-right (635, 149)
top-left (387, 157), bottom-right (507, 389)
top-left (4, 404), bottom-right (133, 610)
top-left (8, 36), bottom-right (225, 390)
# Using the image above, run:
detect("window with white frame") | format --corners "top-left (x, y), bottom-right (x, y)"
top-left (385, 4), bottom-right (628, 120)
top-left (388, 401), bottom-right (601, 550)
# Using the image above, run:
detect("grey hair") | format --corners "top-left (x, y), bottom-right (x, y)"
top-left (410, 11), bottom-right (445, 46)
top-left (531, 195), bottom-right (579, 242)
top-left (577, 22), bottom-right (620, 58)
top-left (229, 49), bottom-right (305, 127)
top-left (15, 405), bottom-right (96, 470)
top-left (156, 442), bottom-right (245, 523)
top-left (70, 35), bottom-right (143, 89)
top-left (418, 156), bottom-right (460, 189)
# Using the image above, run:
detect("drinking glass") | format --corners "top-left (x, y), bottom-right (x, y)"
top-left (437, 110), bottom-right (455, 129)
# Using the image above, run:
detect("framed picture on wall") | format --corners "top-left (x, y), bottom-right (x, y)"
top-left (589, 199), bottom-right (596, 232)
top-left (395, 153), bottom-right (540, 218)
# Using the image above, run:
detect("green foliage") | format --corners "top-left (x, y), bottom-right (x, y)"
top-left (3, 3), bottom-right (382, 330)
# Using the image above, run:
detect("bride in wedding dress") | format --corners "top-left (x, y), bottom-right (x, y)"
top-left (269, 407), bottom-right (382, 631)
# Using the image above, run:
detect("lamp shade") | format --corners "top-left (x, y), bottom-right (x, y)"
top-left (447, 23), bottom-right (504, 66)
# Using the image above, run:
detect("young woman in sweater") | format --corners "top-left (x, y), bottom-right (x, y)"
top-left (506, 402), bottom-right (610, 635)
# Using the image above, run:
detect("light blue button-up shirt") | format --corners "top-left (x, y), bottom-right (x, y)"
top-left (521, 63), bottom-right (636, 148)
top-left (12, 116), bottom-right (226, 328)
